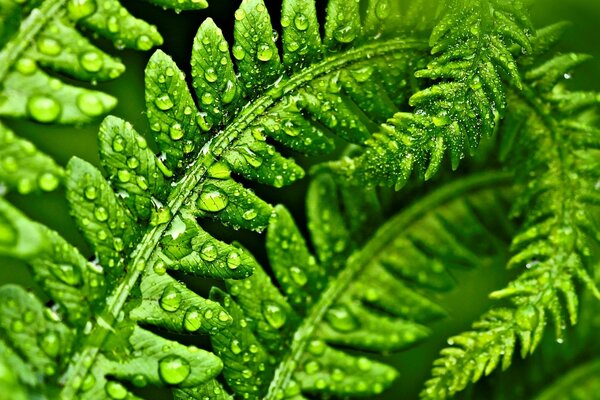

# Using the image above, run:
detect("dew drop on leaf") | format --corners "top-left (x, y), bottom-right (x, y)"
top-left (183, 307), bottom-right (202, 332)
top-left (325, 305), bottom-right (359, 332)
top-left (294, 13), bottom-right (309, 31)
top-left (197, 188), bottom-right (229, 212)
top-left (200, 242), bottom-right (218, 261)
top-left (262, 300), bottom-right (286, 329)
top-left (160, 284), bottom-right (182, 312)
top-left (41, 332), bottom-right (61, 357)
top-left (76, 93), bottom-right (105, 117)
top-left (52, 263), bottom-right (82, 286)
top-left (67, 0), bottom-right (97, 20)
top-left (26, 95), bottom-right (61, 123)
top-left (38, 172), bottom-right (60, 191)
top-left (37, 37), bottom-right (62, 56)
top-left (289, 266), bottom-right (307, 286)
top-left (105, 381), bottom-right (128, 399)
top-left (226, 251), bottom-right (241, 270)
top-left (304, 360), bottom-right (320, 374)
top-left (230, 339), bottom-right (242, 354)
top-left (79, 51), bottom-right (103, 72)
top-left (94, 206), bottom-right (108, 222)
top-left (155, 94), bottom-right (174, 111)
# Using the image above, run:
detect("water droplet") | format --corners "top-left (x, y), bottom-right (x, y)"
top-left (41, 332), bottom-right (60, 357)
top-left (137, 35), bottom-right (153, 51)
top-left (357, 357), bottom-right (372, 371)
top-left (107, 16), bottom-right (119, 33)
top-left (325, 305), bottom-right (358, 332)
top-left (117, 169), bottom-right (131, 183)
top-left (218, 311), bottom-right (230, 322)
top-left (79, 51), bottom-right (103, 72)
top-left (132, 374), bottom-right (147, 388)
top-left (169, 123), bottom-right (184, 141)
top-left (226, 251), bottom-right (241, 270)
top-left (38, 172), bottom-right (59, 191)
top-left (208, 162), bottom-right (231, 179)
top-left (199, 242), bottom-right (218, 262)
top-left (159, 285), bottom-right (181, 312)
top-left (304, 360), bottom-right (320, 374)
top-left (153, 260), bottom-right (167, 275)
top-left (84, 186), bottom-right (97, 200)
top-left (201, 92), bottom-right (214, 105)
top-left (294, 13), bottom-right (309, 31)
top-left (155, 94), bottom-right (174, 111)
top-left (52, 264), bottom-right (82, 286)
top-left (289, 266), bottom-right (307, 286)
top-left (262, 300), bottom-right (286, 329)
top-left (232, 45), bottom-right (246, 60)
top-left (197, 187), bottom-right (229, 212)
top-left (334, 26), bottom-right (356, 43)
top-left (112, 136), bottom-right (124, 152)
top-left (27, 95), bottom-right (61, 123)
top-left (375, 0), bottom-right (390, 19)
top-left (257, 44), bottom-right (274, 62)
top-left (234, 8), bottom-right (246, 20)
top-left (15, 58), bottom-right (37, 75)
top-left (94, 206), bottom-right (108, 222)
top-left (184, 308), bottom-right (202, 332)
top-left (242, 209), bottom-right (257, 221)
top-left (37, 37), bottom-right (62, 56)
top-left (67, 0), bottom-right (97, 20)
top-left (307, 340), bottom-right (325, 356)
top-left (222, 80), bottom-right (237, 104)
top-left (127, 157), bottom-right (139, 169)
top-left (105, 381), bottom-right (128, 399)
top-left (242, 369), bottom-right (253, 379)
top-left (76, 93), bottom-right (105, 117)
top-left (204, 68), bottom-right (218, 83)
top-left (230, 339), bottom-right (242, 354)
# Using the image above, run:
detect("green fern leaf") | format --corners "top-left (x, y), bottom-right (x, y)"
top-left (533, 359), bottom-right (600, 400)
top-left (329, 0), bottom-right (533, 189)
top-left (185, 170), bottom-right (513, 399)
top-left (0, 0), bottom-right (208, 195)
top-left (421, 22), bottom-right (600, 400)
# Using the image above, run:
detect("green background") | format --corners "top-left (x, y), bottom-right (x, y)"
top-left (2, 0), bottom-right (600, 398)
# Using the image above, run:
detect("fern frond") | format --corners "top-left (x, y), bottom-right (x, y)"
top-left (421, 22), bottom-right (600, 399)
top-left (329, 0), bottom-right (533, 189)
top-left (186, 171), bottom-right (513, 399)
top-left (0, 0), bottom-right (208, 194)
top-left (533, 359), bottom-right (600, 400)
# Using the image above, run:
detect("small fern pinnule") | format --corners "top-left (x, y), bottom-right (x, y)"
top-left (330, 0), bottom-right (533, 189)
top-left (179, 171), bottom-right (513, 399)
top-left (0, 0), bottom-right (207, 195)
top-left (421, 22), bottom-right (600, 400)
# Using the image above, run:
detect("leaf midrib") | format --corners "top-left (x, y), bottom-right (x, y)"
top-left (264, 170), bottom-right (512, 399)
top-left (0, 0), bottom-right (67, 84)
top-left (58, 37), bottom-right (429, 397)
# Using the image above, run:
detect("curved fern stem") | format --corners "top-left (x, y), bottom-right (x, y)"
top-left (263, 170), bottom-right (512, 398)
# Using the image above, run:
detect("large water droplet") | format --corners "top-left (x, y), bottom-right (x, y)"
top-left (325, 305), bottom-right (358, 332)
top-left (27, 95), bottom-right (61, 123)
top-left (38, 172), bottom-right (60, 191)
top-left (155, 94), bottom-right (174, 111)
top-left (197, 187), bottom-right (229, 212)
top-left (94, 206), bottom-right (108, 222)
top-left (79, 51), bottom-right (103, 72)
top-left (242, 209), bottom-right (257, 221)
top-left (226, 251), bottom-right (241, 270)
top-left (169, 123), bottom-right (184, 141)
top-left (334, 26), bottom-right (356, 43)
top-left (234, 8), bottom-right (246, 20)
top-left (375, 0), bottom-right (390, 19)
top-left (257, 44), bottom-right (274, 62)
top-left (37, 37), bottom-right (62, 56)
top-left (289, 266), bottom-right (307, 286)
top-left (204, 68), bottom-right (218, 83)
top-left (67, 0), bottom-right (97, 20)
top-left (159, 285), bottom-right (182, 312)
top-left (294, 13), bottom-right (309, 31)
top-left (232, 45), bottom-right (246, 61)
top-left (304, 360), bottom-right (320, 374)
top-left (230, 339), bottom-right (242, 354)
top-left (76, 93), bottom-right (105, 117)
top-left (40, 332), bottom-right (60, 357)
top-left (105, 381), bottom-right (128, 399)
top-left (262, 300), bottom-right (286, 329)
top-left (208, 162), bottom-right (231, 179)
top-left (222, 80), bottom-right (237, 104)
top-left (515, 304), bottom-right (538, 331)
top-left (52, 264), bottom-right (82, 286)
top-left (200, 242), bottom-right (218, 261)
top-left (159, 355), bottom-right (191, 385)
top-left (184, 307), bottom-right (202, 332)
